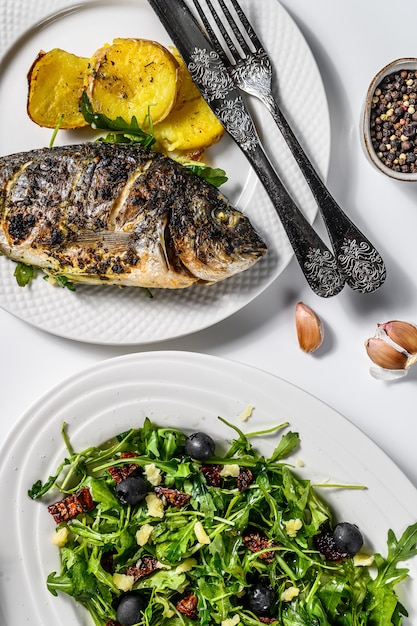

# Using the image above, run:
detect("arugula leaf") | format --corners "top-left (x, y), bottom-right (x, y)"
top-left (269, 430), bottom-right (300, 462)
top-left (367, 523), bottom-right (417, 625)
top-left (46, 570), bottom-right (73, 597)
top-left (374, 523), bottom-right (417, 587)
top-left (81, 92), bottom-right (156, 148)
top-left (55, 275), bottom-right (76, 291)
top-left (28, 457), bottom-right (70, 499)
top-left (137, 569), bottom-right (187, 592)
top-left (175, 157), bottom-right (228, 188)
top-left (84, 476), bottom-right (120, 510)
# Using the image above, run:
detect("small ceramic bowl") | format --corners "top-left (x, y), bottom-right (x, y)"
top-left (361, 57), bottom-right (417, 181)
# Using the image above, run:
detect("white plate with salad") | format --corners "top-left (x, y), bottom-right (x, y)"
top-left (0, 0), bottom-right (331, 345)
top-left (0, 350), bottom-right (416, 625)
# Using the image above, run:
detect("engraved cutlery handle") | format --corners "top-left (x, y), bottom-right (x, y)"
top-left (245, 141), bottom-right (345, 297)
top-left (263, 94), bottom-right (386, 293)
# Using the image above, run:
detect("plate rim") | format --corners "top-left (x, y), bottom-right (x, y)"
top-left (1, 350), bottom-right (417, 625)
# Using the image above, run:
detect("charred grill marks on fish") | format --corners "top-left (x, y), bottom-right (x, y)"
top-left (0, 143), bottom-right (267, 289)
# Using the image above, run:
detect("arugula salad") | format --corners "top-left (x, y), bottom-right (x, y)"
top-left (29, 417), bottom-right (417, 626)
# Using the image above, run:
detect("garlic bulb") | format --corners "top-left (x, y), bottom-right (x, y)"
top-left (365, 320), bottom-right (417, 380)
top-left (295, 302), bottom-right (323, 353)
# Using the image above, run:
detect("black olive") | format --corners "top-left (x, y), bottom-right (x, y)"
top-left (184, 432), bottom-right (215, 460)
top-left (116, 591), bottom-right (147, 626)
top-left (245, 581), bottom-right (276, 616)
top-left (333, 522), bottom-right (363, 554)
top-left (115, 475), bottom-right (148, 506)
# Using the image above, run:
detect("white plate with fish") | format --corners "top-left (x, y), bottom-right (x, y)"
top-left (0, 351), bottom-right (416, 625)
top-left (0, 0), bottom-right (331, 345)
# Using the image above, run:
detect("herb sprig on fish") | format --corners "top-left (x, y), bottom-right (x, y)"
top-left (81, 92), bottom-right (157, 149)
top-left (80, 93), bottom-right (227, 188)
top-left (29, 418), bottom-right (417, 626)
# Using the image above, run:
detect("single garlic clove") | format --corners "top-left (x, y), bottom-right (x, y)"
top-left (295, 302), bottom-right (323, 353)
top-left (378, 320), bottom-right (417, 354)
top-left (364, 337), bottom-right (408, 370)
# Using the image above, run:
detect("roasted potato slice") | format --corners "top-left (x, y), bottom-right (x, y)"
top-left (153, 49), bottom-right (225, 153)
top-left (27, 48), bottom-right (90, 129)
top-left (86, 38), bottom-right (180, 125)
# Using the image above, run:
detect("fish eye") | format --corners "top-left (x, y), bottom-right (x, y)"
top-left (212, 207), bottom-right (240, 227)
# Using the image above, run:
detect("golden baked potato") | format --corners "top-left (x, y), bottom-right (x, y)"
top-left (153, 49), bottom-right (225, 153)
top-left (26, 40), bottom-right (225, 156)
top-left (85, 38), bottom-right (180, 126)
top-left (27, 48), bottom-right (90, 129)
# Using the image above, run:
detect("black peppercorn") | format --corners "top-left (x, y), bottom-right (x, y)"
top-left (369, 68), bottom-right (417, 173)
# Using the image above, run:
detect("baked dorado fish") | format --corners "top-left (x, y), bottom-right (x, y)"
top-left (0, 142), bottom-right (267, 289)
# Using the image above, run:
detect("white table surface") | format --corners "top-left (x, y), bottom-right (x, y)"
top-left (1, 0), bottom-right (417, 497)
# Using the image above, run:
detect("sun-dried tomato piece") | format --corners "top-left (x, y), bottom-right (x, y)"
top-left (314, 525), bottom-right (349, 562)
top-left (105, 620), bottom-right (122, 626)
top-left (176, 592), bottom-right (199, 619)
top-left (107, 452), bottom-right (139, 483)
top-left (259, 617), bottom-right (278, 623)
top-left (242, 530), bottom-right (278, 562)
top-left (125, 555), bottom-right (159, 581)
top-left (200, 464), bottom-right (222, 487)
top-left (154, 486), bottom-right (191, 508)
top-left (47, 486), bottom-right (95, 524)
top-left (237, 467), bottom-right (253, 492)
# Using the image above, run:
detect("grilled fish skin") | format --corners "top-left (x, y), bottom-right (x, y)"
top-left (0, 142), bottom-right (267, 289)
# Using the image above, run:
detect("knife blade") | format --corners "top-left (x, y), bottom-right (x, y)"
top-left (146, 0), bottom-right (345, 297)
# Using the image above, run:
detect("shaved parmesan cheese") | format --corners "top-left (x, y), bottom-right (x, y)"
top-left (52, 526), bottom-right (69, 547)
top-left (219, 464), bottom-right (240, 478)
top-left (144, 463), bottom-right (162, 486)
top-left (136, 523), bottom-right (154, 546)
top-left (113, 573), bottom-right (134, 592)
top-left (239, 405), bottom-right (253, 422)
top-left (146, 493), bottom-right (164, 518)
top-left (194, 521), bottom-right (210, 544)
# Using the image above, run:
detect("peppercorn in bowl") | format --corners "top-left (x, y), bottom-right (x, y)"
top-left (362, 57), bottom-right (417, 181)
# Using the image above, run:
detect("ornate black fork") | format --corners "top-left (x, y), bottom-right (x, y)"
top-left (189, 0), bottom-right (386, 294)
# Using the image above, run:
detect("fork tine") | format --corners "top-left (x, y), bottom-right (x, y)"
top-left (226, 0), bottom-right (264, 52)
top-left (216, 0), bottom-right (253, 55)
top-left (191, 0), bottom-right (241, 64)
top-left (190, 0), bottom-right (227, 61)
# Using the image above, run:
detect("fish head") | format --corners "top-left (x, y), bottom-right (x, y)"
top-left (169, 190), bottom-right (267, 283)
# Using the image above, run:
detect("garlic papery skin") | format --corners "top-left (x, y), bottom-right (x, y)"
top-left (378, 320), bottom-right (417, 354)
top-left (365, 320), bottom-right (417, 380)
top-left (295, 302), bottom-right (323, 353)
top-left (365, 337), bottom-right (408, 370)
